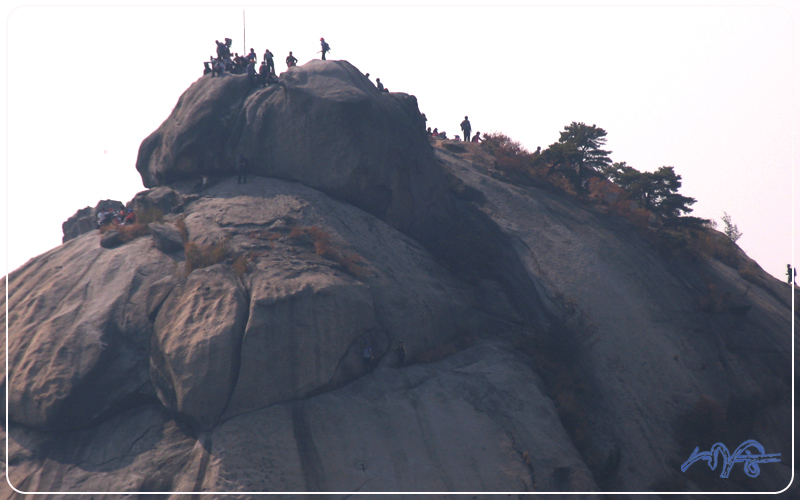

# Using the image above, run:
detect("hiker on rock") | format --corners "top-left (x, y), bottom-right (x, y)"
top-left (286, 51), bottom-right (298, 68)
top-left (123, 209), bottom-right (136, 225)
top-left (471, 131), bottom-right (482, 143)
top-left (362, 342), bottom-right (374, 373)
top-left (212, 58), bottom-right (224, 77)
top-left (787, 264), bottom-right (796, 286)
top-left (460, 116), bottom-right (471, 142)
top-left (376, 78), bottom-right (388, 92)
top-left (263, 49), bottom-right (275, 74)
top-left (246, 60), bottom-right (257, 87)
top-left (215, 39), bottom-right (231, 59)
top-left (395, 340), bottom-right (406, 367)
top-left (319, 37), bottom-right (331, 60)
top-left (258, 61), bottom-right (270, 86)
top-left (246, 48), bottom-right (257, 63)
top-left (238, 155), bottom-right (249, 184)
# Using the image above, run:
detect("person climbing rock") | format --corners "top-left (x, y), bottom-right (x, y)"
top-left (394, 340), bottom-right (406, 367)
top-left (460, 116), bottom-right (471, 142)
top-left (362, 342), bottom-right (374, 372)
top-left (286, 51), bottom-right (298, 68)
top-left (319, 37), bottom-right (331, 60)
top-left (238, 155), bottom-right (249, 184)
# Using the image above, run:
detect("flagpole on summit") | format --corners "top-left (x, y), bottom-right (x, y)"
top-left (242, 9), bottom-right (246, 55)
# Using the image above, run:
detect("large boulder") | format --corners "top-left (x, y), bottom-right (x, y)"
top-left (135, 60), bottom-right (452, 238)
top-left (61, 199), bottom-right (124, 243)
top-left (5, 233), bottom-right (178, 430)
top-left (151, 264), bottom-right (249, 430)
top-left (148, 176), bottom-right (479, 426)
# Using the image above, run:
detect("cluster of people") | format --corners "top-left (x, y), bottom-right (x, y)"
top-left (200, 37), bottom-right (405, 98)
top-left (426, 116), bottom-right (482, 143)
top-left (202, 38), bottom-right (280, 87)
top-left (203, 37), bottom-right (335, 85)
top-left (457, 116), bottom-right (483, 142)
top-left (98, 208), bottom-right (136, 228)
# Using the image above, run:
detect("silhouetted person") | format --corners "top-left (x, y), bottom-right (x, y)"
top-left (286, 51), bottom-right (297, 68)
top-left (460, 116), bottom-right (471, 142)
top-left (534, 146), bottom-right (541, 155)
top-left (258, 61), bottom-right (269, 86)
top-left (238, 155), bottom-right (249, 184)
top-left (212, 58), bottom-right (224, 77)
top-left (246, 60), bottom-right (257, 87)
top-left (263, 49), bottom-right (275, 74)
top-left (362, 342), bottom-right (373, 373)
top-left (246, 48), bottom-right (257, 63)
top-left (376, 78), bottom-right (388, 92)
top-left (395, 341), bottom-right (406, 367)
top-left (320, 37), bottom-right (330, 60)
top-left (215, 39), bottom-right (230, 59)
top-left (471, 131), bottom-right (482, 142)
top-left (787, 264), bottom-right (796, 286)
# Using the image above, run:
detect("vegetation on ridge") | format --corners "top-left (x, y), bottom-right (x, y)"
top-left (479, 122), bottom-right (761, 282)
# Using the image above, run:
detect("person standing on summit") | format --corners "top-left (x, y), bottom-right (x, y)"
top-left (460, 116), bottom-right (471, 142)
top-left (320, 37), bottom-right (331, 60)
top-left (263, 48), bottom-right (275, 74)
top-left (286, 51), bottom-right (298, 68)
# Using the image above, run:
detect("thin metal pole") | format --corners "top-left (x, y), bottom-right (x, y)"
top-left (243, 10), bottom-right (246, 54)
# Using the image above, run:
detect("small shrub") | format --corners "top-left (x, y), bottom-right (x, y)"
top-left (608, 199), bottom-right (652, 231)
top-left (175, 215), bottom-right (188, 242)
top-left (136, 206), bottom-right (165, 226)
top-left (737, 261), bottom-right (760, 283)
top-left (288, 225), bottom-right (373, 278)
top-left (99, 222), bottom-right (150, 242)
top-left (232, 254), bottom-right (249, 277)
top-left (185, 238), bottom-right (229, 274)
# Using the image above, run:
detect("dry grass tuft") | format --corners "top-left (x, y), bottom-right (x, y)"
top-left (289, 225), bottom-right (373, 278)
top-left (99, 222), bottom-right (150, 243)
top-left (185, 238), bottom-right (230, 274)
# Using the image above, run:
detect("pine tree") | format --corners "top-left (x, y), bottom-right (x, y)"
top-left (552, 122), bottom-right (613, 190)
top-left (721, 212), bottom-right (743, 242)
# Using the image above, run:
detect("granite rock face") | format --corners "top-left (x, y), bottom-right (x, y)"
top-left (4, 61), bottom-right (794, 497)
top-left (61, 199), bottom-right (124, 243)
top-left (135, 60), bottom-right (451, 238)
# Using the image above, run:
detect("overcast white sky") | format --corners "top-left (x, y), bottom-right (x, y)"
top-left (2, 0), bottom-right (798, 283)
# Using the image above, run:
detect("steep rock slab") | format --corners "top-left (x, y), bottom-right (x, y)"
top-left (436, 145), bottom-right (793, 491)
top-left (205, 343), bottom-right (595, 493)
top-left (5, 405), bottom-right (198, 495)
top-left (5, 233), bottom-right (178, 430)
top-left (223, 267), bottom-right (379, 418)
top-left (136, 74), bottom-right (253, 187)
top-left (136, 60), bottom-right (452, 238)
top-left (168, 177), bottom-right (478, 421)
top-left (151, 264), bottom-right (249, 430)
